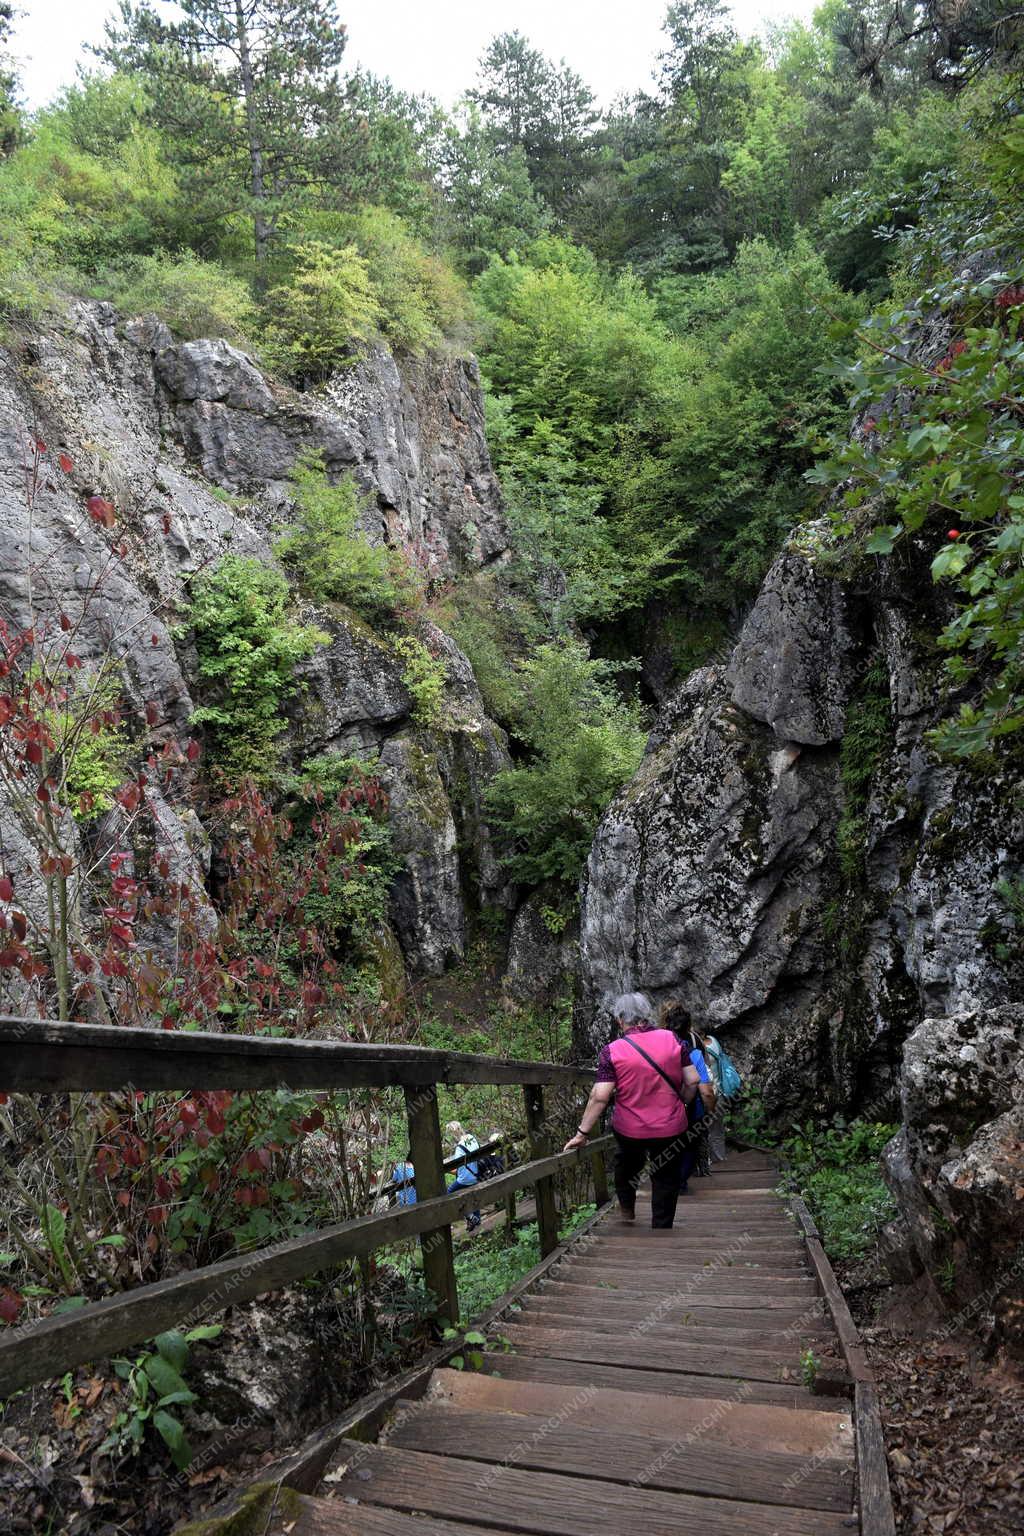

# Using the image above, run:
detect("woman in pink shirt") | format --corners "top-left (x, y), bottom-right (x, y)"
top-left (563, 993), bottom-right (700, 1228)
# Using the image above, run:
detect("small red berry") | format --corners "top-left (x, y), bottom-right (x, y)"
top-left (948, 529), bottom-right (960, 540)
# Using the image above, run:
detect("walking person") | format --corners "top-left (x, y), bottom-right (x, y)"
top-left (445, 1121), bottom-right (482, 1233)
top-left (701, 1030), bottom-right (742, 1165)
top-left (391, 1150), bottom-right (417, 1206)
top-left (659, 1002), bottom-right (716, 1192)
top-left (563, 992), bottom-right (699, 1229)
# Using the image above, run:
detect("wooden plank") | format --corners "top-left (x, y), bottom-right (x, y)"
top-left (517, 1307), bottom-right (836, 1350)
top-left (557, 1264), bottom-right (818, 1295)
top-left (855, 1382), bottom-right (897, 1536)
top-left (474, 1351), bottom-right (853, 1413)
top-left (428, 1369), bottom-right (855, 1458)
top-left (294, 1504), bottom-right (509, 1536)
top-left (404, 1084), bottom-right (458, 1326)
top-left (0, 1138), bottom-right (612, 1398)
top-left (534, 1287), bottom-right (827, 1330)
top-left (496, 1323), bottom-right (820, 1383)
top-left (0, 1016), bottom-right (595, 1092)
top-left (388, 1401), bottom-right (855, 1512)
top-left (789, 1195), bottom-right (872, 1385)
top-left (321, 1438), bottom-right (857, 1536)
top-left (524, 1084), bottom-right (558, 1258)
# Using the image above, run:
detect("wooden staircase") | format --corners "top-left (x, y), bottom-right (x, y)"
top-left (253, 1150), bottom-right (877, 1536)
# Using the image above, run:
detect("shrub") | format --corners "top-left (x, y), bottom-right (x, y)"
top-left (301, 205), bottom-right (472, 353)
top-left (781, 1120), bottom-right (899, 1261)
top-left (391, 635), bottom-right (447, 728)
top-left (91, 251), bottom-right (256, 341)
top-left (184, 555), bottom-right (327, 782)
top-left (261, 240), bottom-right (382, 381)
top-left (273, 451), bottom-right (400, 617)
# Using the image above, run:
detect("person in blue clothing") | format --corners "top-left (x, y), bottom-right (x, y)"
top-left (660, 1002), bottom-right (717, 1192)
top-left (445, 1121), bottom-right (481, 1233)
top-left (391, 1150), bottom-right (416, 1205)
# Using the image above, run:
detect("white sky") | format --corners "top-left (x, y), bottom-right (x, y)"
top-left (11, 0), bottom-right (815, 113)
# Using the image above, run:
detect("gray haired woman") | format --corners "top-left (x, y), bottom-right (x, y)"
top-left (564, 992), bottom-right (699, 1229)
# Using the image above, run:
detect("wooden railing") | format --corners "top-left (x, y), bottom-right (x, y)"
top-left (0, 1017), bottom-right (611, 1399)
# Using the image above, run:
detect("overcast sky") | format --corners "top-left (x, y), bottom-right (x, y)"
top-left (11, 1), bottom-right (815, 113)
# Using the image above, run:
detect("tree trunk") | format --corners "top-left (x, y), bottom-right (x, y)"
top-left (234, 0), bottom-right (271, 289)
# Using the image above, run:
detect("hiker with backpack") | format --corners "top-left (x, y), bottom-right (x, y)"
top-left (659, 1001), bottom-right (716, 1191)
top-left (701, 1030), bottom-right (742, 1164)
top-left (562, 992), bottom-right (700, 1229)
top-left (445, 1121), bottom-right (482, 1233)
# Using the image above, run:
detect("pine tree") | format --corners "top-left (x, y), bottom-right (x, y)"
top-left (102, 0), bottom-right (347, 282)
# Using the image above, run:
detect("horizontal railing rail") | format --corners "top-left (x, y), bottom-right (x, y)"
top-left (0, 1016), bottom-right (611, 1400)
top-left (0, 1017), bottom-right (595, 1092)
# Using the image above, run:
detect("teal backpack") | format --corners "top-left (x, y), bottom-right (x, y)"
top-left (708, 1037), bottom-right (742, 1098)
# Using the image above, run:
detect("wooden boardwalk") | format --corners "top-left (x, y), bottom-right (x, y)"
top-left (274, 1150), bottom-right (873, 1536)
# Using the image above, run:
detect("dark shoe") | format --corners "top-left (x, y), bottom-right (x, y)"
top-left (617, 1203), bottom-right (636, 1223)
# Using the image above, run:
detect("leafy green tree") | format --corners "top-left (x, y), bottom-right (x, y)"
top-left (261, 240), bottom-right (382, 381)
top-left (433, 105), bottom-right (550, 272)
top-left (102, 0), bottom-right (348, 281)
top-left (484, 641), bottom-right (647, 886)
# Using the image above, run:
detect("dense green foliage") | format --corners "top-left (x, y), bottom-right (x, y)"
top-left (781, 1119), bottom-right (899, 1261)
top-left (184, 556), bottom-right (327, 781)
top-left (274, 452), bottom-right (400, 615)
top-left (484, 642), bottom-right (646, 886)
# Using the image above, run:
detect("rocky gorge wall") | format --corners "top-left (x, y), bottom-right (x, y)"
top-left (0, 300), bottom-right (515, 993)
top-left (576, 517), bottom-right (1024, 1347)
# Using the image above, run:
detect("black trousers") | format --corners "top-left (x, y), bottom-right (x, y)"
top-left (613, 1131), bottom-right (685, 1229)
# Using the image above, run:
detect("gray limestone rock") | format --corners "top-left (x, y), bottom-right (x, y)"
top-left (883, 1005), bottom-right (1024, 1354)
top-left (726, 552), bottom-right (853, 746)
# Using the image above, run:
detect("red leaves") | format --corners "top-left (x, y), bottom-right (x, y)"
top-left (301, 1108), bottom-right (325, 1134)
top-left (86, 495), bottom-right (116, 529)
top-left (58, 452), bottom-right (73, 475)
top-left (145, 1205), bottom-right (168, 1227)
top-left (0, 877), bottom-right (11, 903)
top-left (145, 701), bottom-right (159, 727)
top-left (59, 613), bottom-right (72, 632)
top-left (0, 1288), bottom-right (23, 1325)
top-left (35, 439), bottom-right (46, 455)
top-left (161, 513), bottom-right (172, 536)
top-left (25, 740), bottom-right (42, 766)
top-left (186, 738), bottom-right (201, 762)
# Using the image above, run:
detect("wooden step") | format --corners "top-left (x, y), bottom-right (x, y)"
top-left (494, 1323), bottom-right (829, 1383)
top-left (387, 1400), bottom-right (855, 1513)
top-left (513, 1305), bottom-right (836, 1351)
top-left (598, 1221), bottom-right (801, 1240)
top-left (473, 1351), bottom-right (852, 1413)
top-left (557, 1265), bottom-right (818, 1296)
top-left (317, 1438), bottom-right (857, 1536)
top-left (427, 1368), bottom-right (854, 1458)
top-left (536, 1285), bottom-right (827, 1329)
top-left (294, 1502), bottom-right (506, 1536)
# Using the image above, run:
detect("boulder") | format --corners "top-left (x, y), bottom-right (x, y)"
top-left (883, 1005), bottom-right (1024, 1354)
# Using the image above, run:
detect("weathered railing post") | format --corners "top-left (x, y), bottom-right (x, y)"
top-left (523, 1084), bottom-right (559, 1257)
top-left (404, 1084), bottom-right (459, 1324)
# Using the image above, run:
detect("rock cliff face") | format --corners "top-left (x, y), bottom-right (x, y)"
top-left (883, 1005), bottom-right (1024, 1357)
top-left (0, 301), bottom-right (511, 984)
top-left (578, 535), bottom-right (1024, 1109)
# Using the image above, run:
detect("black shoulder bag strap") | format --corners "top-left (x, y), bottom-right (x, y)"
top-left (621, 1033), bottom-right (687, 1103)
